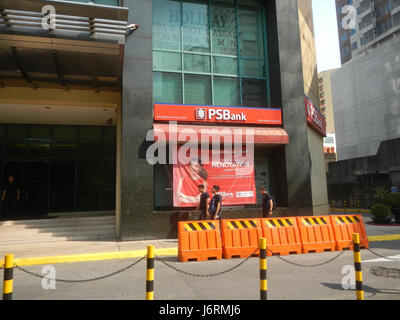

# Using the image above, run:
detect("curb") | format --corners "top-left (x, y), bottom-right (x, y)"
top-left (367, 234), bottom-right (400, 242)
top-left (0, 247), bottom-right (178, 267)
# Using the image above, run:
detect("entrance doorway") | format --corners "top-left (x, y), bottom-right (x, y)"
top-left (2, 161), bottom-right (49, 219)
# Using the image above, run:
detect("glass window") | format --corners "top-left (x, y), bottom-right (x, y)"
top-left (153, 72), bottom-right (183, 104)
top-left (7, 125), bottom-right (28, 139)
top-left (153, 51), bottom-right (182, 71)
top-left (241, 59), bottom-right (265, 77)
top-left (213, 77), bottom-right (240, 107)
top-left (79, 127), bottom-right (103, 141)
top-left (242, 79), bottom-right (267, 107)
top-left (53, 126), bottom-right (77, 140)
top-left (238, 0), bottom-right (264, 58)
top-left (183, 0), bottom-right (210, 53)
top-left (30, 126), bottom-right (51, 139)
top-left (211, 0), bottom-right (237, 55)
top-left (213, 56), bottom-right (238, 75)
top-left (153, 0), bottom-right (182, 50)
top-left (184, 53), bottom-right (211, 72)
top-left (152, 0), bottom-right (269, 108)
top-left (184, 74), bottom-right (211, 105)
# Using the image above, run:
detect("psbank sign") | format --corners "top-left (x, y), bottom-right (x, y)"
top-left (305, 95), bottom-right (327, 137)
top-left (154, 103), bottom-right (282, 125)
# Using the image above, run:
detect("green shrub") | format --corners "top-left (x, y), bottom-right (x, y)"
top-left (372, 187), bottom-right (389, 204)
top-left (370, 204), bottom-right (392, 218)
top-left (384, 193), bottom-right (400, 209)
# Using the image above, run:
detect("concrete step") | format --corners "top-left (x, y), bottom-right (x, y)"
top-left (0, 234), bottom-right (117, 245)
top-left (0, 215), bottom-right (116, 244)
top-left (0, 219), bottom-right (115, 231)
top-left (0, 216), bottom-right (114, 228)
top-left (0, 224), bottom-right (115, 236)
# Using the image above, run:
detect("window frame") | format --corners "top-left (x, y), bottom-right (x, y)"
top-left (152, 0), bottom-right (271, 108)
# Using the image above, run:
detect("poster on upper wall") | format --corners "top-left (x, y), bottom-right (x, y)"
top-left (172, 147), bottom-right (257, 208)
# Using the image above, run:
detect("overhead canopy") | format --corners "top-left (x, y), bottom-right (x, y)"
top-left (152, 123), bottom-right (289, 145)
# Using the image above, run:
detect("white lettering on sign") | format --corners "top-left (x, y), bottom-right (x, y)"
top-left (199, 108), bottom-right (247, 122)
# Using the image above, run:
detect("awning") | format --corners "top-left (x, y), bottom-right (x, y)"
top-left (152, 123), bottom-right (289, 145)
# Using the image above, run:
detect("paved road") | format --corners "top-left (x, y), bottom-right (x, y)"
top-left (10, 240), bottom-right (400, 300)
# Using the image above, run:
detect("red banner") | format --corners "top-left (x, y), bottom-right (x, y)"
top-left (173, 147), bottom-right (256, 208)
top-left (154, 103), bottom-right (282, 126)
top-left (305, 95), bottom-right (327, 137)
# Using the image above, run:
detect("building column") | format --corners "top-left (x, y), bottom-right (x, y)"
top-left (275, 0), bottom-right (314, 215)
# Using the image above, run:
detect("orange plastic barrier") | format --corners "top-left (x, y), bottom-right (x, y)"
top-left (221, 219), bottom-right (262, 259)
top-left (297, 216), bottom-right (336, 253)
top-left (261, 217), bottom-right (302, 256)
top-left (178, 220), bottom-right (222, 262)
top-left (330, 215), bottom-right (369, 250)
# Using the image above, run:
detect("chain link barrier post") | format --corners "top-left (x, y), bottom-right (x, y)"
top-left (146, 245), bottom-right (155, 300)
top-left (352, 233), bottom-right (364, 300)
top-left (259, 238), bottom-right (267, 300)
top-left (344, 200), bottom-right (347, 213)
top-left (331, 201), bottom-right (335, 214)
top-left (3, 254), bottom-right (14, 300)
top-left (357, 200), bottom-right (360, 213)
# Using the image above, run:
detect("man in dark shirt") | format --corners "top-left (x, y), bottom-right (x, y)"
top-left (209, 185), bottom-right (222, 220)
top-left (259, 187), bottom-right (273, 218)
top-left (196, 185), bottom-right (210, 220)
top-left (1, 175), bottom-right (21, 217)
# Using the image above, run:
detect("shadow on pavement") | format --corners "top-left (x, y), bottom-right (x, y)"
top-left (320, 282), bottom-right (400, 298)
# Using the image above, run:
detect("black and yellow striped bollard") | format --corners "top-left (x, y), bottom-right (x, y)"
top-left (331, 200), bottom-right (335, 214)
top-left (344, 200), bottom-right (347, 213)
top-left (357, 200), bottom-right (361, 213)
top-left (352, 233), bottom-right (364, 300)
top-left (259, 238), bottom-right (267, 300)
top-left (146, 245), bottom-right (155, 300)
top-left (3, 254), bottom-right (14, 300)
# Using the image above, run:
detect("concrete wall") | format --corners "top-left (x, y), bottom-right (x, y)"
top-left (331, 36), bottom-right (400, 161)
top-left (298, 0), bottom-right (329, 215)
top-left (318, 69), bottom-right (339, 134)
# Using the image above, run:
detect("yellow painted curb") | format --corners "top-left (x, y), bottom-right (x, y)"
top-left (332, 209), bottom-right (371, 213)
top-left (367, 234), bottom-right (400, 242)
top-left (0, 247), bottom-right (178, 267)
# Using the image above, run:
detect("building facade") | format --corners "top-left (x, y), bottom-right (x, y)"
top-left (318, 68), bottom-right (339, 167)
top-left (0, 0), bottom-right (328, 241)
top-left (335, 0), bottom-right (400, 64)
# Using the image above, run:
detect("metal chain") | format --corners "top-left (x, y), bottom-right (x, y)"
top-left (266, 248), bottom-right (347, 267)
top-left (265, 240), bottom-right (354, 268)
top-left (13, 256), bottom-right (146, 283)
top-left (365, 247), bottom-right (400, 261)
top-left (155, 249), bottom-right (259, 278)
top-left (0, 264), bottom-right (4, 269)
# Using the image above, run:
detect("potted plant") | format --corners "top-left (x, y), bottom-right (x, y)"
top-left (384, 193), bottom-right (400, 224)
top-left (370, 204), bottom-right (393, 224)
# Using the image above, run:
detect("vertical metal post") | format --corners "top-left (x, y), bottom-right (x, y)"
top-left (259, 238), bottom-right (267, 300)
top-left (344, 200), bottom-right (347, 213)
top-left (2, 254), bottom-right (14, 300)
top-left (357, 200), bottom-right (360, 213)
top-left (331, 200), bottom-right (335, 214)
top-left (352, 233), bottom-right (364, 300)
top-left (146, 245), bottom-right (155, 300)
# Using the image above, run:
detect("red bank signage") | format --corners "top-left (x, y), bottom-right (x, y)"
top-left (305, 95), bottom-right (327, 137)
top-left (154, 103), bottom-right (282, 125)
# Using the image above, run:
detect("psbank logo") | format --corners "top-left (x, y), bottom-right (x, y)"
top-left (195, 108), bottom-right (207, 120)
top-left (195, 108), bottom-right (247, 121)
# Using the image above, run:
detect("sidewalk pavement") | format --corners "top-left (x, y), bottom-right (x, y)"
top-left (1, 213), bottom-right (399, 265)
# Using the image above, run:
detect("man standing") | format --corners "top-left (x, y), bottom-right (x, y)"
top-left (209, 185), bottom-right (222, 220)
top-left (259, 187), bottom-right (273, 218)
top-left (1, 175), bottom-right (21, 218)
top-left (196, 184), bottom-right (210, 220)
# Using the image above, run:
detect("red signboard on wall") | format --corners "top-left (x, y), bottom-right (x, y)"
top-left (173, 147), bottom-right (257, 208)
top-left (154, 103), bottom-right (282, 126)
top-left (305, 95), bottom-right (327, 137)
